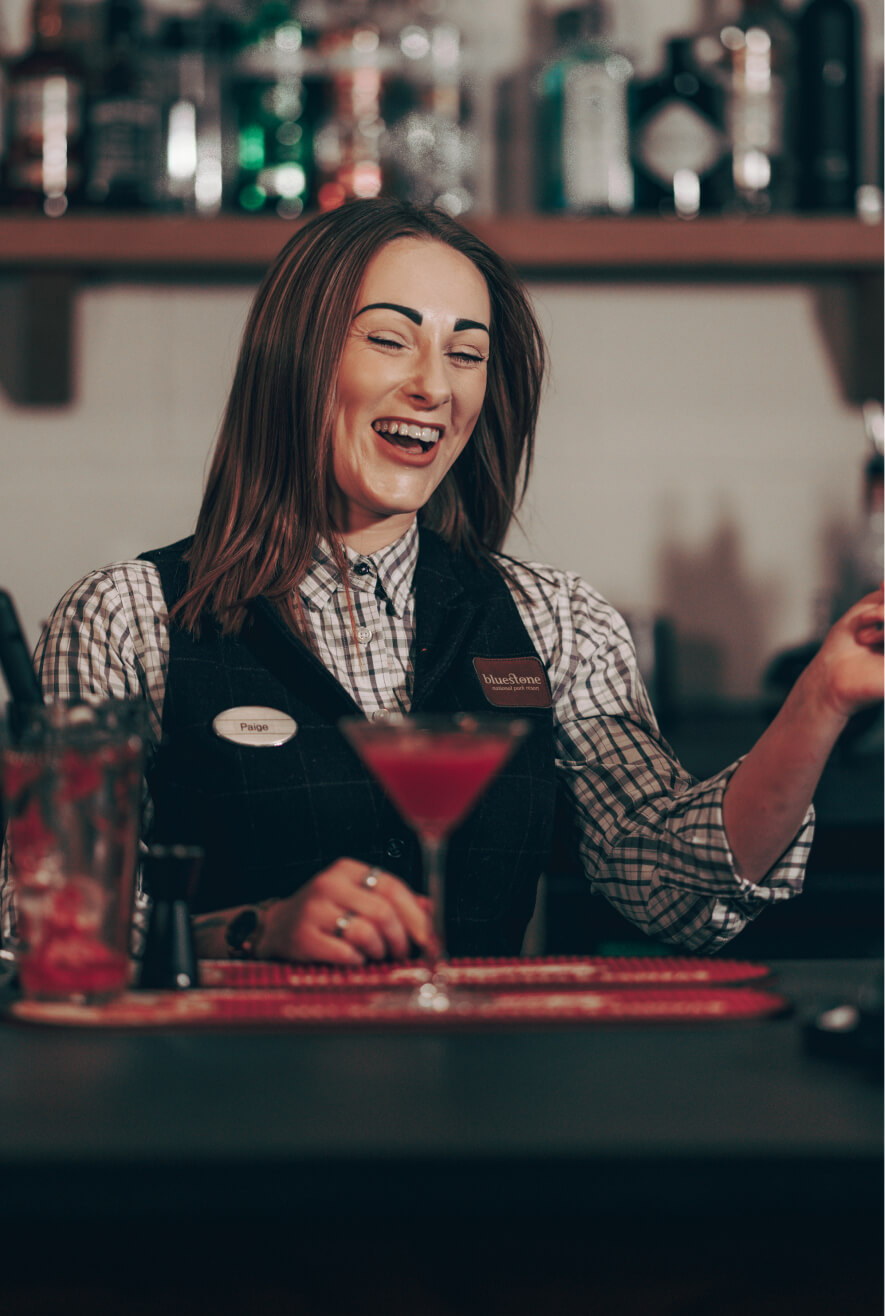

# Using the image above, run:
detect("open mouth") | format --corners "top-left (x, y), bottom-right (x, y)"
top-left (372, 419), bottom-right (443, 455)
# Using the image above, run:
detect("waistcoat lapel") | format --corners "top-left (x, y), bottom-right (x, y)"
top-left (247, 596), bottom-right (361, 721)
top-left (411, 527), bottom-right (497, 712)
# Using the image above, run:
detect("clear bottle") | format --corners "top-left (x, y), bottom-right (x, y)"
top-left (384, 1), bottom-right (476, 216)
top-left (795, 0), bottom-right (861, 212)
top-left (718, 0), bottom-right (797, 212)
top-left (312, 0), bottom-right (388, 210)
top-left (3, 0), bottom-right (87, 215)
top-left (154, 12), bottom-right (226, 215)
top-left (535, 1), bottom-right (634, 215)
top-left (630, 36), bottom-right (730, 217)
top-left (85, 0), bottom-right (160, 209)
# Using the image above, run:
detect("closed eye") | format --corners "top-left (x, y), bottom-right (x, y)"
top-left (367, 335), bottom-right (405, 351)
top-left (449, 350), bottom-right (485, 366)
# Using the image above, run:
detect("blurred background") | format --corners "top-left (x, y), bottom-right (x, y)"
top-left (1, 0), bottom-right (882, 953)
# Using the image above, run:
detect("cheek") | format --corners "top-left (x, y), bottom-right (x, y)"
top-left (462, 372), bottom-right (487, 418)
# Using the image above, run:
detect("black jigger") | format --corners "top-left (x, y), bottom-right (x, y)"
top-left (139, 845), bottom-right (203, 990)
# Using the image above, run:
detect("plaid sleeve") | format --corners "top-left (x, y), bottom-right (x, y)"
top-left (506, 560), bottom-right (812, 953)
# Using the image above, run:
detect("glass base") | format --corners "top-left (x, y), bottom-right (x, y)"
top-left (405, 964), bottom-right (491, 1015)
top-left (360, 963), bottom-right (493, 1016)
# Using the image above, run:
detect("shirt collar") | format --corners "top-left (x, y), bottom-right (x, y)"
top-left (299, 521), bottom-right (419, 619)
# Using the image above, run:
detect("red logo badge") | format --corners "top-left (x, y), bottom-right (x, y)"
top-left (472, 657), bottom-right (552, 708)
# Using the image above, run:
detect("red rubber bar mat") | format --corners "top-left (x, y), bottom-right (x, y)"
top-left (8, 985), bottom-right (791, 1030)
top-left (198, 956), bottom-right (774, 991)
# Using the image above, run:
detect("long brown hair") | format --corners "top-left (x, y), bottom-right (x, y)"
top-left (173, 198), bottom-right (547, 636)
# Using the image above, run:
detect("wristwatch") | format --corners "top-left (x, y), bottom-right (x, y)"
top-left (225, 907), bottom-right (262, 959)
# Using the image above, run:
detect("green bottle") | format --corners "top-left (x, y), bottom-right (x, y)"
top-left (535, 1), bottom-right (634, 215)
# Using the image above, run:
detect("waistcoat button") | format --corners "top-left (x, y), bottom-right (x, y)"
top-left (386, 837), bottom-right (405, 859)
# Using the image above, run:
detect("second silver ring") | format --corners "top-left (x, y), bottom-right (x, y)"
top-left (334, 912), bottom-right (355, 937)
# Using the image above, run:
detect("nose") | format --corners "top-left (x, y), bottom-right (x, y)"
top-left (404, 345), bottom-right (450, 410)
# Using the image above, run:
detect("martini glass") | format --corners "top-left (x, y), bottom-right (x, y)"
top-left (339, 713), bottom-right (530, 1012)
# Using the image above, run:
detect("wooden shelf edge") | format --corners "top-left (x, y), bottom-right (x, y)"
top-left (0, 213), bottom-right (881, 275)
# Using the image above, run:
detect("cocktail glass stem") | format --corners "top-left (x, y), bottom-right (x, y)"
top-left (416, 830), bottom-right (452, 1010)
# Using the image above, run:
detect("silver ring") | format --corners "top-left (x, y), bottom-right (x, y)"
top-left (334, 912), bottom-right (354, 938)
top-left (362, 867), bottom-right (381, 891)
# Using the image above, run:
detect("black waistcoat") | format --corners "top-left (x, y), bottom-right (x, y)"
top-left (140, 530), bottom-right (557, 956)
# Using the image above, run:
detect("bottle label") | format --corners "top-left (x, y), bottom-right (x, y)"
top-left (562, 63), bottom-right (633, 213)
top-left (90, 99), bottom-right (158, 130)
top-left (635, 99), bottom-right (726, 186)
top-left (10, 75), bottom-right (83, 137)
top-left (727, 77), bottom-right (785, 156)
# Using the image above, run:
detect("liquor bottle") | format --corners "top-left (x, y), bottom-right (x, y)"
top-left (630, 36), bottom-right (729, 217)
top-left (496, 1), bottom-right (555, 214)
top-left (534, 1), bottom-right (634, 215)
top-left (384, 1), bottom-right (476, 216)
top-left (155, 12), bottom-right (225, 214)
top-left (85, 0), bottom-right (160, 208)
top-left (312, 2), bottom-right (388, 210)
top-left (795, 0), bottom-right (861, 211)
top-left (3, 0), bottom-right (87, 215)
top-left (231, 0), bottom-right (320, 217)
top-left (718, 0), bottom-right (797, 212)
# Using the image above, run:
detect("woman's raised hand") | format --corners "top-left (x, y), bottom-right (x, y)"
top-left (803, 586), bottom-right (884, 723)
top-left (255, 858), bottom-right (439, 966)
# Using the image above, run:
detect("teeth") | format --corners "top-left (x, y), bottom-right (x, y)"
top-left (373, 420), bottom-right (441, 445)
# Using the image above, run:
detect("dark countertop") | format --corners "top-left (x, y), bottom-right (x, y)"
top-left (1, 958), bottom-right (881, 1315)
top-left (1, 959), bottom-right (879, 1201)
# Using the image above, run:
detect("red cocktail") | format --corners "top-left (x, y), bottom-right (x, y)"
top-left (354, 734), bottom-right (517, 838)
top-left (340, 714), bottom-right (529, 1010)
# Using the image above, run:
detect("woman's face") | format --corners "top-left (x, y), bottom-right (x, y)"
top-left (331, 237), bottom-right (490, 551)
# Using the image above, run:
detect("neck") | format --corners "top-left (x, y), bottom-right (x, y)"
top-left (338, 513), bottom-right (417, 556)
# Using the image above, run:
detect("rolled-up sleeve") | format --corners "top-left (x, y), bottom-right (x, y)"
top-left (508, 561), bottom-right (812, 953)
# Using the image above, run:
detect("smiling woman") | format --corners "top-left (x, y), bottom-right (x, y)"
top-left (331, 238), bottom-right (491, 552)
top-left (9, 198), bottom-right (882, 970)
top-left (172, 198), bottom-right (545, 640)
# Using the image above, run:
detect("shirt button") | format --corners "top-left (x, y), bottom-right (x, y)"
top-left (386, 837), bottom-right (405, 859)
top-left (356, 627), bottom-right (372, 645)
top-left (353, 561), bottom-right (371, 577)
top-left (370, 709), bottom-right (390, 723)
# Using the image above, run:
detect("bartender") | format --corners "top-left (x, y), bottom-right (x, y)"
top-left (9, 199), bottom-right (883, 964)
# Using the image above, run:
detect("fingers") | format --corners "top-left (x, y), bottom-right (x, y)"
top-left (852, 602), bottom-right (884, 651)
top-left (334, 860), bottom-right (436, 955)
top-left (265, 859), bottom-right (436, 965)
top-left (353, 872), bottom-right (438, 957)
top-left (344, 886), bottom-right (412, 960)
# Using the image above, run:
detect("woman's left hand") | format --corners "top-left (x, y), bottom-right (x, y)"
top-left (722, 586), bottom-right (882, 884)
top-left (805, 586), bottom-right (884, 722)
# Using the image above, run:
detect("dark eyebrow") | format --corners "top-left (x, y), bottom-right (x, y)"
top-left (355, 302), bottom-right (422, 325)
top-left (354, 303), bottom-right (490, 335)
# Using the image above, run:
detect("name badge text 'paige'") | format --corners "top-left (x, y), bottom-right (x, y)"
top-left (212, 706), bottom-right (297, 747)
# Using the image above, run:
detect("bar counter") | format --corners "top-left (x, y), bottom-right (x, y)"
top-left (1, 957), bottom-right (881, 1314)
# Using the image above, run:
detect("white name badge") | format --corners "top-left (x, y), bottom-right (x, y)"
top-left (211, 706), bottom-right (297, 747)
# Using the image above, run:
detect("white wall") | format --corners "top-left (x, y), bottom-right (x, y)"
top-left (2, 0), bottom-right (882, 703)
